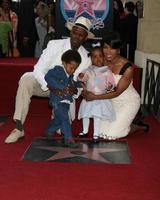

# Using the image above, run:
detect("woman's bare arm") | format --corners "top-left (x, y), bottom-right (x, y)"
top-left (84, 66), bottom-right (134, 101)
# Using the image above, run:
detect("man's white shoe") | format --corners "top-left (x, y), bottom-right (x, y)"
top-left (5, 128), bottom-right (24, 143)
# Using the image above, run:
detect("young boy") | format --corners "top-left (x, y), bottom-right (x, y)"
top-left (44, 49), bottom-right (81, 148)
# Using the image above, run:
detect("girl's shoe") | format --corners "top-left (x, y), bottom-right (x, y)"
top-left (78, 132), bottom-right (88, 138)
top-left (92, 135), bottom-right (99, 143)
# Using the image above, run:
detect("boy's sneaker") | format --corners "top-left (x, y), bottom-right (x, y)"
top-left (64, 138), bottom-right (79, 148)
top-left (44, 132), bottom-right (53, 139)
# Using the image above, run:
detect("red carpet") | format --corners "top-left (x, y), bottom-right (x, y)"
top-left (0, 58), bottom-right (160, 199)
top-left (0, 114), bottom-right (160, 200)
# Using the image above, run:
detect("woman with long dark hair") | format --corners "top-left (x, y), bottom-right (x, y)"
top-left (82, 32), bottom-right (148, 140)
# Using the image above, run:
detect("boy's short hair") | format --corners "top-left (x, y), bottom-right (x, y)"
top-left (61, 49), bottom-right (81, 64)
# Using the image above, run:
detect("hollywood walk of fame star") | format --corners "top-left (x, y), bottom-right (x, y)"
top-left (36, 142), bottom-right (127, 163)
top-left (75, 0), bottom-right (95, 18)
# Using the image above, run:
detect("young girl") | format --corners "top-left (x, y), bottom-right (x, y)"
top-left (78, 46), bottom-right (116, 140)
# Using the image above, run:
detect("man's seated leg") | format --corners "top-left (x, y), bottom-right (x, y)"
top-left (5, 72), bottom-right (49, 143)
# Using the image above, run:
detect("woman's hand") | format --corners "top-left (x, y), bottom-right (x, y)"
top-left (78, 72), bottom-right (85, 79)
top-left (81, 90), bottom-right (96, 101)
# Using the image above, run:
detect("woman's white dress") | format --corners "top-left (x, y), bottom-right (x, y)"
top-left (100, 74), bottom-right (140, 139)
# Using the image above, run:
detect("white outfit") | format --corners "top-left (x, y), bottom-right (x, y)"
top-left (13, 38), bottom-right (91, 124)
top-left (78, 66), bottom-right (116, 121)
top-left (100, 74), bottom-right (140, 139)
top-left (78, 65), bottom-right (116, 137)
top-left (34, 17), bottom-right (47, 58)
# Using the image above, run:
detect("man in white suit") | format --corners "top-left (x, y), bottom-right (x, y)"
top-left (5, 16), bottom-right (94, 143)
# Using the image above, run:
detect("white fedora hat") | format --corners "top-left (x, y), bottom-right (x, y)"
top-left (65, 16), bottom-right (95, 39)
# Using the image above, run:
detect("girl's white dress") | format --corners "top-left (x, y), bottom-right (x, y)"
top-left (78, 65), bottom-right (116, 121)
top-left (100, 74), bottom-right (140, 139)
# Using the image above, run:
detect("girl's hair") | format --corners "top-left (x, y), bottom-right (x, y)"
top-left (101, 32), bottom-right (122, 49)
top-left (88, 46), bottom-right (103, 57)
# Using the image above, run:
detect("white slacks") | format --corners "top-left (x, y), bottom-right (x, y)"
top-left (13, 72), bottom-right (50, 124)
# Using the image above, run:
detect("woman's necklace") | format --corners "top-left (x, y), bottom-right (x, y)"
top-left (105, 55), bottom-right (124, 74)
